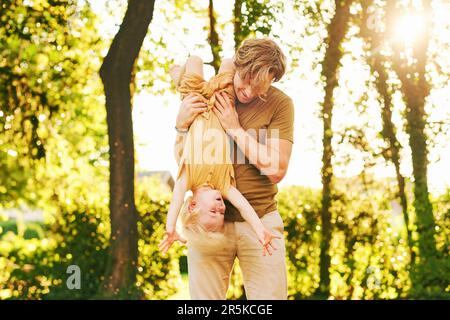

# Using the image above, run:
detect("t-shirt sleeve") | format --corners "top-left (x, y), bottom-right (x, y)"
top-left (267, 97), bottom-right (295, 144)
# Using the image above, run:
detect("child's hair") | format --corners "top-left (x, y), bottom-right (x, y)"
top-left (179, 195), bottom-right (228, 253)
top-left (234, 38), bottom-right (287, 89)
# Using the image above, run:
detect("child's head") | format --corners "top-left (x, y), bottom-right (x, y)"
top-left (181, 186), bottom-right (226, 231)
top-left (233, 38), bottom-right (286, 103)
top-left (180, 186), bottom-right (227, 250)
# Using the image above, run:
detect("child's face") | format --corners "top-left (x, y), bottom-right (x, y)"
top-left (191, 187), bottom-right (226, 232)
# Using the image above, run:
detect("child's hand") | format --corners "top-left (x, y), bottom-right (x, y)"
top-left (158, 229), bottom-right (187, 255)
top-left (257, 227), bottom-right (282, 256)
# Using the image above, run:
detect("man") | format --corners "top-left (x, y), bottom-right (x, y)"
top-left (174, 38), bottom-right (294, 299)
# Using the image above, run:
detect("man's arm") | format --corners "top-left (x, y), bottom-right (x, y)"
top-left (213, 91), bottom-right (294, 184)
top-left (228, 132), bottom-right (292, 184)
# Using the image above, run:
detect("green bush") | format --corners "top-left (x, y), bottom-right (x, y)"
top-left (1, 180), bottom-right (447, 300)
top-left (230, 183), bottom-right (449, 300)
top-left (278, 186), bottom-right (322, 299)
top-left (0, 177), bottom-right (182, 300)
top-left (135, 177), bottom-right (182, 299)
top-left (409, 191), bottom-right (450, 299)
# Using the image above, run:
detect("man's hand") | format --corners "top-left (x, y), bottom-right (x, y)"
top-left (158, 229), bottom-right (187, 255)
top-left (256, 227), bottom-right (282, 256)
top-left (213, 91), bottom-right (241, 131)
top-left (176, 93), bottom-right (208, 130)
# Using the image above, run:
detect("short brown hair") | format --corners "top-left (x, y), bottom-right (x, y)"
top-left (234, 38), bottom-right (287, 89)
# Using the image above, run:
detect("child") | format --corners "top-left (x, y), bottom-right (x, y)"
top-left (158, 56), bottom-right (280, 256)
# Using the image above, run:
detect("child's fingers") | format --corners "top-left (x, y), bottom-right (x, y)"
top-left (162, 242), bottom-right (172, 254)
top-left (159, 243), bottom-right (168, 253)
top-left (269, 242), bottom-right (277, 251)
top-left (160, 242), bottom-right (170, 252)
top-left (266, 244), bottom-right (273, 256)
top-left (158, 238), bottom-right (168, 249)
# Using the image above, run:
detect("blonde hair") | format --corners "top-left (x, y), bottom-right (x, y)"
top-left (234, 38), bottom-right (287, 93)
top-left (179, 196), bottom-right (228, 252)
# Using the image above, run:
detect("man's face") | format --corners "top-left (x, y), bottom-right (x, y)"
top-left (233, 71), bottom-right (273, 104)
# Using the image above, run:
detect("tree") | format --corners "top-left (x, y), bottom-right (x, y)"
top-left (208, 0), bottom-right (221, 73)
top-left (318, 0), bottom-right (354, 298)
top-left (0, 0), bottom-right (101, 208)
top-left (99, 0), bottom-right (156, 297)
top-left (385, 0), bottom-right (438, 263)
top-left (233, 0), bottom-right (276, 49)
top-left (358, 0), bottom-right (414, 263)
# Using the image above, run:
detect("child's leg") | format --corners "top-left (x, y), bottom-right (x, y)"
top-left (169, 64), bottom-right (186, 88)
top-left (218, 58), bottom-right (235, 74)
top-left (184, 55), bottom-right (204, 78)
top-left (170, 55), bottom-right (204, 88)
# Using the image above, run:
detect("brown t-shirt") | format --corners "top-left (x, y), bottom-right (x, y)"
top-left (224, 85), bottom-right (295, 222)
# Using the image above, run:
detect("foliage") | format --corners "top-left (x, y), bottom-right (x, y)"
top-left (0, 177), bottom-right (182, 300)
top-left (0, 0), bottom-right (105, 209)
top-left (226, 183), bottom-right (449, 300)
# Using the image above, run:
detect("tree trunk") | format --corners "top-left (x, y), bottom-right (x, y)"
top-left (386, 0), bottom-right (437, 262)
top-left (373, 58), bottom-right (415, 262)
top-left (234, 0), bottom-right (243, 50)
top-left (318, 0), bottom-right (353, 298)
top-left (359, 1), bottom-right (414, 264)
top-left (98, 0), bottom-right (156, 298)
top-left (208, 0), bottom-right (220, 73)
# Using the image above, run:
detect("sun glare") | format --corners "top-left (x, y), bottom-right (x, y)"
top-left (393, 13), bottom-right (425, 44)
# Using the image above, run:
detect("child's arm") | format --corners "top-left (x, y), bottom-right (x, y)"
top-left (225, 186), bottom-right (281, 256)
top-left (159, 169), bottom-right (188, 254)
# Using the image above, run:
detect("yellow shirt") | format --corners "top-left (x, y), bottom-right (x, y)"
top-left (176, 71), bottom-right (236, 197)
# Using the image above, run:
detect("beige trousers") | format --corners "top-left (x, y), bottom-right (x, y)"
top-left (187, 210), bottom-right (287, 300)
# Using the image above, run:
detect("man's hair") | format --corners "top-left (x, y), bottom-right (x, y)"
top-left (234, 38), bottom-right (287, 89)
top-left (179, 195), bottom-right (228, 253)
